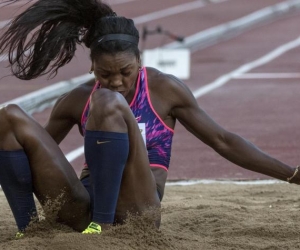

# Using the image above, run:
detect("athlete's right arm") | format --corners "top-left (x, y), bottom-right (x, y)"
top-left (44, 92), bottom-right (78, 144)
top-left (45, 80), bottom-right (94, 144)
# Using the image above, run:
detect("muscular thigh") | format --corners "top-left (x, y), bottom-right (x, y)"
top-left (116, 116), bottom-right (160, 218)
top-left (86, 89), bottom-right (161, 221)
top-left (0, 105), bottom-right (90, 231)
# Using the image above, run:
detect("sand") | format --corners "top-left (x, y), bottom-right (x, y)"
top-left (1, 181), bottom-right (300, 250)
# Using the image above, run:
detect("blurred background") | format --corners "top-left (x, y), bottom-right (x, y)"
top-left (1, 0), bottom-right (300, 181)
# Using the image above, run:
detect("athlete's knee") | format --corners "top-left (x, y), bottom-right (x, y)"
top-left (89, 88), bottom-right (129, 118)
top-left (0, 104), bottom-right (20, 134)
top-left (0, 104), bottom-right (26, 126)
top-left (0, 105), bottom-right (26, 148)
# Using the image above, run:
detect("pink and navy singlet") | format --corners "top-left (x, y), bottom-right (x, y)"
top-left (81, 67), bottom-right (174, 171)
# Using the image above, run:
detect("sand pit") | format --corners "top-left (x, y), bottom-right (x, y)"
top-left (1, 182), bottom-right (300, 250)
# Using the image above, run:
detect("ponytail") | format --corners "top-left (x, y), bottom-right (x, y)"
top-left (0, 0), bottom-right (114, 80)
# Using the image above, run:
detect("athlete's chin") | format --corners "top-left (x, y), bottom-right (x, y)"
top-left (117, 91), bottom-right (127, 97)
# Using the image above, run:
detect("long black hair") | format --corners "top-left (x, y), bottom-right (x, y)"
top-left (0, 0), bottom-right (140, 80)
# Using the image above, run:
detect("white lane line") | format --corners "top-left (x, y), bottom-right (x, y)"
top-left (233, 73), bottom-right (300, 79)
top-left (0, 0), bottom-right (137, 27)
top-left (0, 53), bottom-right (8, 62)
top-left (66, 37), bottom-right (300, 163)
top-left (66, 146), bottom-right (84, 163)
top-left (0, 51), bottom-right (21, 63)
top-left (0, 19), bottom-right (11, 29)
top-left (0, 0), bottom-right (216, 28)
top-left (165, 0), bottom-right (300, 50)
top-left (133, 0), bottom-right (211, 25)
top-left (0, 73), bottom-right (94, 113)
top-left (0, 0), bottom-right (136, 7)
top-left (0, 0), bottom-right (220, 62)
top-left (193, 36), bottom-right (300, 98)
top-left (0, 1), bottom-right (34, 8)
top-left (0, 0), bottom-right (36, 7)
top-left (166, 179), bottom-right (284, 186)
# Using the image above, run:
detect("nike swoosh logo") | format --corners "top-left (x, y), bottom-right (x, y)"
top-left (97, 140), bottom-right (110, 144)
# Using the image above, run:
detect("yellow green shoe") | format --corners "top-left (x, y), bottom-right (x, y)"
top-left (82, 222), bottom-right (102, 234)
top-left (15, 231), bottom-right (25, 239)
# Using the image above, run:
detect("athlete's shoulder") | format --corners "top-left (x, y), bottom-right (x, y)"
top-left (146, 67), bottom-right (172, 82)
top-left (145, 67), bottom-right (189, 93)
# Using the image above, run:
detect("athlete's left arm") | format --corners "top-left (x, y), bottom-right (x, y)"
top-left (167, 75), bottom-right (296, 183)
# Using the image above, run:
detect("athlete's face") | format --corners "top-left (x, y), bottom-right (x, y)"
top-left (92, 51), bottom-right (140, 98)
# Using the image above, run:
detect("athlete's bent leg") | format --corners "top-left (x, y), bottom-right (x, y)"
top-left (0, 105), bottom-right (90, 232)
top-left (0, 149), bottom-right (37, 231)
top-left (84, 89), bottom-right (129, 230)
top-left (85, 89), bottom-right (160, 229)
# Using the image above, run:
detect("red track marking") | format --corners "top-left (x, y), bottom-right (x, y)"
top-left (138, 0), bottom-right (285, 50)
top-left (0, 0), bottom-right (289, 102)
top-left (168, 13), bottom-right (300, 180)
top-left (1, 0), bottom-right (299, 180)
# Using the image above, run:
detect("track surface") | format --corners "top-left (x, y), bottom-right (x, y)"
top-left (1, 0), bottom-right (299, 180)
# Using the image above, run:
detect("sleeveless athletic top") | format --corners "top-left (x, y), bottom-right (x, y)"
top-left (81, 67), bottom-right (174, 171)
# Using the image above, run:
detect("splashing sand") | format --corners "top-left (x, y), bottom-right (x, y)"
top-left (1, 182), bottom-right (300, 250)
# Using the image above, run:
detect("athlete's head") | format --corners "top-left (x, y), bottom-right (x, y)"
top-left (86, 15), bottom-right (141, 95)
top-left (0, 0), bottom-right (140, 80)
